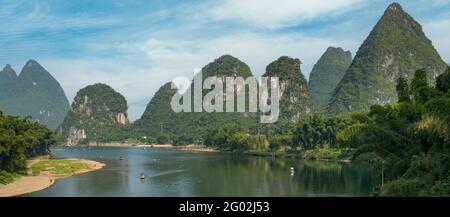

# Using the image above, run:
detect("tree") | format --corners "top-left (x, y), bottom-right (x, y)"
top-left (396, 76), bottom-right (410, 102)
top-left (341, 69), bottom-right (450, 196)
top-left (415, 86), bottom-right (441, 104)
top-left (410, 69), bottom-right (428, 101)
top-left (292, 114), bottom-right (354, 150)
top-left (156, 134), bottom-right (170, 144)
top-left (436, 67), bottom-right (450, 93)
top-left (1, 112), bottom-right (56, 177)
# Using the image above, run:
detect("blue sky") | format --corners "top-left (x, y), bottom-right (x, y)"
top-left (1, 0), bottom-right (449, 120)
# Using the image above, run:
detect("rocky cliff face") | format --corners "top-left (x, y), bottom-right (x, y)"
top-left (263, 56), bottom-right (312, 121)
top-left (58, 83), bottom-right (128, 145)
top-left (0, 60), bottom-right (70, 129)
top-left (308, 47), bottom-right (352, 112)
top-left (327, 3), bottom-right (447, 114)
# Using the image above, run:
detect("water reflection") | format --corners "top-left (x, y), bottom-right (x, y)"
top-left (27, 147), bottom-right (373, 197)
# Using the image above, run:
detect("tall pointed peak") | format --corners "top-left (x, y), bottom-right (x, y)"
top-left (4, 64), bottom-right (12, 70)
top-left (387, 2), bottom-right (402, 11)
top-left (1, 64), bottom-right (17, 78)
top-left (25, 59), bottom-right (41, 68)
top-left (380, 2), bottom-right (418, 26)
top-left (326, 2), bottom-right (447, 115)
top-left (19, 59), bottom-right (51, 79)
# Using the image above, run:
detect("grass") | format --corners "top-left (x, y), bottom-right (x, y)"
top-left (31, 159), bottom-right (91, 178)
top-left (0, 171), bottom-right (21, 184)
top-left (302, 148), bottom-right (343, 160)
top-left (244, 147), bottom-right (354, 161)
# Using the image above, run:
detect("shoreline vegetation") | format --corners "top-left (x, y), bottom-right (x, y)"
top-left (58, 67), bottom-right (450, 196)
top-left (76, 142), bottom-right (221, 153)
top-left (73, 142), bottom-right (353, 162)
top-left (0, 156), bottom-right (105, 197)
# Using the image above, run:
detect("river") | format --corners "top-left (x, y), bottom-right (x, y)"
top-left (26, 147), bottom-right (374, 197)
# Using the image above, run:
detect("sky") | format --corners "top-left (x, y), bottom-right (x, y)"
top-left (1, 0), bottom-right (449, 121)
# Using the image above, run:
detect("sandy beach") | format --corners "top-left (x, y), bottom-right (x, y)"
top-left (0, 158), bottom-right (105, 197)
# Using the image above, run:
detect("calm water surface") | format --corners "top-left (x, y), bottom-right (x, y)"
top-left (27, 147), bottom-right (374, 197)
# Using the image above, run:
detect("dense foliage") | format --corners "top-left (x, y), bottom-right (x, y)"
top-left (133, 55), bottom-right (259, 143)
top-left (338, 67), bottom-right (450, 196)
top-left (263, 56), bottom-right (312, 121)
top-left (292, 114), bottom-right (355, 150)
top-left (308, 47), bottom-right (352, 111)
top-left (203, 114), bottom-right (355, 158)
top-left (0, 111), bottom-right (56, 183)
top-left (57, 83), bottom-right (129, 144)
top-left (327, 3), bottom-right (447, 115)
top-left (204, 124), bottom-right (268, 152)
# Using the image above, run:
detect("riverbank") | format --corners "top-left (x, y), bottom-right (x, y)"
top-left (72, 142), bottom-right (352, 161)
top-left (0, 157), bottom-right (105, 197)
top-left (172, 144), bottom-right (219, 153)
top-left (85, 142), bottom-right (220, 153)
top-left (243, 148), bottom-right (354, 163)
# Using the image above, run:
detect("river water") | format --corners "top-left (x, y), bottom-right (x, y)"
top-left (27, 147), bottom-right (374, 197)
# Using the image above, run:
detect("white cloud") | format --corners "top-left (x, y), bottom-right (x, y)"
top-left (208, 0), bottom-right (362, 29)
top-left (123, 32), bottom-right (357, 77)
top-left (41, 58), bottom-right (166, 121)
top-left (0, 1), bottom-right (120, 37)
top-left (40, 32), bottom-right (357, 121)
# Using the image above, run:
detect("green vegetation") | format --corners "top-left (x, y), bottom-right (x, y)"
top-left (291, 114), bottom-right (355, 150)
top-left (308, 47), bottom-right (352, 111)
top-left (200, 66), bottom-right (450, 196)
top-left (338, 67), bottom-right (450, 196)
top-left (0, 171), bottom-right (20, 184)
top-left (133, 55), bottom-right (314, 144)
top-left (0, 65), bottom-right (17, 100)
top-left (327, 3), bottom-right (447, 115)
top-left (0, 111), bottom-right (56, 184)
top-left (57, 83), bottom-right (130, 145)
top-left (2, 2), bottom-right (446, 197)
top-left (301, 148), bottom-right (352, 161)
top-left (203, 115), bottom-right (356, 161)
top-left (31, 159), bottom-right (91, 177)
top-left (0, 60), bottom-right (70, 129)
top-left (133, 55), bottom-right (260, 144)
top-left (264, 56), bottom-right (312, 121)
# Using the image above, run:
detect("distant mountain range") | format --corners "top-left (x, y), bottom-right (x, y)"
top-left (1, 2), bottom-right (448, 145)
top-left (133, 55), bottom-right (260, 141)
top-left (0, 60), bottom-right (70, 129)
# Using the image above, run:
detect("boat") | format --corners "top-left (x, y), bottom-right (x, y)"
top-left (140, 173), bottom-right (145, 179)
